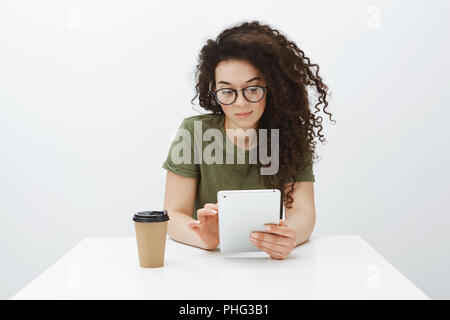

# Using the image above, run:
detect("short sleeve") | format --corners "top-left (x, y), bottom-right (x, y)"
top-left (162, 119), bottom-right (200, 179)
top-left (294, 163), bottom-right (315, 182)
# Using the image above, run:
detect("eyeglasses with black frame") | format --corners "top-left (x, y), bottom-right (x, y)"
top-left (209, 85), bottom-right (268, 105)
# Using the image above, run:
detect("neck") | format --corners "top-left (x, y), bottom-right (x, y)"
top-left (224, 116), bottom-right (258, 150)
top-left (224, 116), bottom-right (258, 131)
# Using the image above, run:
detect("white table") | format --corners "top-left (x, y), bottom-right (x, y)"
top-left (11, 235), bottom-right (429, 300)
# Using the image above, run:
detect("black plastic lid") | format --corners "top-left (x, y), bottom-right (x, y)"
top-left (133, 210), bottom-right (169, 223)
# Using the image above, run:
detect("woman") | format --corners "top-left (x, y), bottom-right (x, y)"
top-left (162, 20), bottom-right (334, 260)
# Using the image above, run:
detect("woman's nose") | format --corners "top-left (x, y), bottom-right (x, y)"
top-left (234, 90), bottom-right (247, 107)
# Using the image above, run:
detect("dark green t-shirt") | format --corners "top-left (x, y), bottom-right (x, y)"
top-left (162, 113), bottom-right (315, 219)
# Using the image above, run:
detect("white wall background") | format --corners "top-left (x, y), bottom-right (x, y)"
top-left (1, 0), bottom-right (449, 299)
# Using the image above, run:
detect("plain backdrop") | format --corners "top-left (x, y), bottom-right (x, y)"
top-left (1, 0), bottom-right (449, 299)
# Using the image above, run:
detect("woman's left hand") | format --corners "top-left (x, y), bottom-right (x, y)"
top-left (250, 220), bottom-right (297, 260)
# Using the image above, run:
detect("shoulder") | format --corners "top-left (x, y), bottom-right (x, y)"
top-left (179, 113), bottom-right (223, 131)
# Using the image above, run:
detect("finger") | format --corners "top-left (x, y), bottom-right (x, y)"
top-left (267, 250), bottom-right (288, 260)
top-left (259, 241), bottom-right (288, 255)
top-left (251, 239), bottom-right (288, 260)
top-left (264, 224), bottom-right (296, 238)
top-left (197, 211), bottom-right (207, 225)
top-left (267, 219), bottom-right (285, 227)
top-left (197, 208), bottom-right (218, 216)
top-left (251, 232), bottom-right (294, 248)
top-left (204, 203), bottom-right (218, 210)
top-left (251, 237), bottom-right (291, 253)
top-left (197, 208), bottom-right (217, 224)
top-left (261, 236), bottom-right (295, 250)
top-left (189, 220), bottom-right (201, 227)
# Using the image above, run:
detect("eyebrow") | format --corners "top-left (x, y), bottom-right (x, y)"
top-left (217, 77), bottom-right (261, 85)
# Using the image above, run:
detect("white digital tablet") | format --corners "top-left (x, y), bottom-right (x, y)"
top-left (217, 189), bottom-right (282, 253)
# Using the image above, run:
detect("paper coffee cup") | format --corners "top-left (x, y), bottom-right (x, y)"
top-left (133, 210), bottom-right (169, 268)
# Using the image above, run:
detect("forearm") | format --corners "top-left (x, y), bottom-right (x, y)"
top-left (285, 209), bottom-right (316, 246)
top-left (166, 210), bottom-right (210, 250)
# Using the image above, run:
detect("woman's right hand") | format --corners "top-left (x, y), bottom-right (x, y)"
top-left (188, 203), bottom-right (219, 250)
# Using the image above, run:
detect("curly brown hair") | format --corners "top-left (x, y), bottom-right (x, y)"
top-left (191, 20), bottom-right (335, 208)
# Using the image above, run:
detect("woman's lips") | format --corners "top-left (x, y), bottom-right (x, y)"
top-left (235, 111), bottom-right (253, 118)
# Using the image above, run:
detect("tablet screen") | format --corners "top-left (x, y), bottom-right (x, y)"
top-left (217, 189), bottom-right (281, 253)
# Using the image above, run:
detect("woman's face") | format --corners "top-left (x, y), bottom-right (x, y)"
top-left (214, 59), bottom-right (267, 130)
